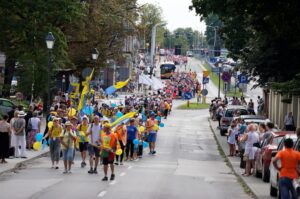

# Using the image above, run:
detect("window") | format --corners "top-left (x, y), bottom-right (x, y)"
top-left (2, 100), bottom-right (13, 108)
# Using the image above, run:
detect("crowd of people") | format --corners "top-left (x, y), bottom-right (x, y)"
top-left (0, 71), bottom-right (198, 181)
top-left (210, 95), bottom-right (300, 198)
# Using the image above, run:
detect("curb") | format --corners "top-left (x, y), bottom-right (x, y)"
top-left (0, 151), bottom-right (49, 176)
top-left (208, 118), bottom-right (258, 199)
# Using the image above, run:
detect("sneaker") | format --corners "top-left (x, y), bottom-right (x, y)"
top-left (93, 169), bottom-right (98, 174)
top-left (102, 176), bottom-right (108, 181)
top-left (114, 162), bottom-right (119, 165)
top-left (88, 169), bottom-right (94, 174)
top-left (63, 170), bottom-right (68, 174)
top-left (120, 162), bottom-right (123, 165)
top-left (68, 170), bottom-right (72, 174)
top-left (83, 162), bottom-right (87, 166)
top-left (110, 174), bottom-right (115, 181)
top-left (152, 151), bottom-right (156, 154)
top-left (81, 162), bottom-right (85, 168)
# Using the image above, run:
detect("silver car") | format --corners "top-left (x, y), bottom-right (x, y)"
top-left (0, 98), bottom-right (16, 116)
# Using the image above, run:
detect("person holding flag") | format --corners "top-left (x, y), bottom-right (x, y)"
top-left (77, 115), bottom-right (89, 168)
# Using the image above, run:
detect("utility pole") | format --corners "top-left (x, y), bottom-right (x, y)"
top-left (150, 23), bottom-right (166, 76)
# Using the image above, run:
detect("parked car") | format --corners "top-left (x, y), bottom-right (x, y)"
top-left (269, 134), bottom-right (298, 197)
top-left (0, 98), bottom-right (16, 116)
top-left (220, 105), bottom-right (248, 136)
top-left (254, 131), bottom-right (294, 182)
top-left (234, 115), bottom-right (269, 124)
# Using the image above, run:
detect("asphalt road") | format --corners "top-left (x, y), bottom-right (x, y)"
top-left (0, 107), bottom-right (251, 199)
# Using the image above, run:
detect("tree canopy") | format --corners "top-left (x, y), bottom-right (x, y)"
top-left (191, 0), bottom-right (300, 92)
top-left (0, 0), bottom-right (139, 98)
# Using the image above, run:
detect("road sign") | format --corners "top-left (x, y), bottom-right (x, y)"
top-left (239, 75), bottom-right (248, 84)
top-left (202, 77), bottom-right (209, 84)
top-left (184, 92), bottom-right (193, 100)
top-left (201, 89), bottom-right (208, 96)
top-left (212, 67), bottom-right (221, 74)
top-left (222, 72), bottom-right (231, 82)
top-left (203, 71), bottom-right (210, 77)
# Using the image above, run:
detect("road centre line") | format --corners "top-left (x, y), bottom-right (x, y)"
top-left (97, 191), bottom-right (107, 197)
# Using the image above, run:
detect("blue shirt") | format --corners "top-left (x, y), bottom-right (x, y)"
top-left (127, 125), bottom-right (138, 141)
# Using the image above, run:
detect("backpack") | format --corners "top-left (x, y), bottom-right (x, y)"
top-left (27, 118), bottom-right (32, 131)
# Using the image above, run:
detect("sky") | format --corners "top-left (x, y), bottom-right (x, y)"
top-left (137, 0), bottom-right (206, 32)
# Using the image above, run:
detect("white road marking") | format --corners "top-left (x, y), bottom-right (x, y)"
top-left (119, 172), bottom-right (126, 176)
top-left (128, 166), bottom-right (133, 169)
top-left (97, 191), bottom-right (107, 197)
top-left (109, 180), bottom-right (117, 185)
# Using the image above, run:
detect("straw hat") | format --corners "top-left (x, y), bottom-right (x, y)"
top-left (65, 121), bottom-right (72, 126)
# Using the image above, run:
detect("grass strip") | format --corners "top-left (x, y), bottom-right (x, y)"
top-left (177, 102), bottom-right (210, 110)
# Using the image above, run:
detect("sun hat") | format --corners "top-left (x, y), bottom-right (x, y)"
top-left (65, 121), bottom-right (72, 126)
top-left (18, 111), bottom-right (27, 117)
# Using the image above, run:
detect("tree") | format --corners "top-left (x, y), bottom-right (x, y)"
top-left (67, 0), bottom-right (139, 74)
top-left (137, 3), bottom-right (164, 51)
top-left (0, 0), bottom-right (83, 98)
top-left (191, 0), bottom-right (300, 91)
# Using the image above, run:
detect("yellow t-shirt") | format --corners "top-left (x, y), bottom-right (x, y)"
top-left (50, 126), bottom-right (62, 138)
top-left (77, 124), bottom-right (89, 142)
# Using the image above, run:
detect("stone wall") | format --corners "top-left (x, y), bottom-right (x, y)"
top-left (267, 90), bottom-right (300, 129)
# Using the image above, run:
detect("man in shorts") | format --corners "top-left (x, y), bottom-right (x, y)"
top-left (86, 115), bottom-right (101, 174)
top-left (146, 113), bottom-right (158, 155)
top-left (77, 115), bottom-right (89, 168)
top-left (101, 123), bottom-right (118, 181)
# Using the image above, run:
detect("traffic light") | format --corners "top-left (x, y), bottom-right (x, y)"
top-left (175, 45), bottom-right (181, 55)
top-left (164, 32), bottom-right (168, 38)
top-left (175, 32), bottom-right (179, 38)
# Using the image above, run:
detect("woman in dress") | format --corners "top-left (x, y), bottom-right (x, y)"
top-left (0, 115), bottom-right (11, 163)
top-left (241, 124), bottom-right (259, 176)
top-left (227, 122), bottom-right (237, 156)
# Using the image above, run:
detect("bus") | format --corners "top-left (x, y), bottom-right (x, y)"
top-left (160, 62), bottom-right (176, 79)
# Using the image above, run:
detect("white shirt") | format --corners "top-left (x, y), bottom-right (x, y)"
top-left (30, 117), bottom-right (40, 130)
top-left (87, 123), bottom-right (101, 145)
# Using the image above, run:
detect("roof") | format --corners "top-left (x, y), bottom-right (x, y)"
top-left (273, 131), bottom-right (295, 137)
top-left (226, 105), bottom-right (247, 109)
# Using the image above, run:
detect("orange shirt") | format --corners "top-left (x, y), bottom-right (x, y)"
top-left (276, 148), bottom-right (300, 179)
top-left (146, 118), bottom-right (158, 133)
top-left (164, 102), bottom-right (170, 110)
top-left (101, 132), bottom-right (117, 150)
top-left (114, 125), bottom-right (127, 145)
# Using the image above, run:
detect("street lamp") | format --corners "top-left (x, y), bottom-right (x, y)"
top-left (150, 22), bottom-right (166, 74)
top-left (91, 48), bottom-right (99, 62)
top-left (45, 32), bottom-right (55, 113)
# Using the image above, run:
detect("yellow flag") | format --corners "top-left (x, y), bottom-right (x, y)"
top-left (78, 68), bottom-right (94, 111)
top-left (114, 78), bottom-right (130, 89)
top-left (111, 111), bottom-right (137, 128)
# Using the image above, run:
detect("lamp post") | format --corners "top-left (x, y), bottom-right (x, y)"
top-left (150, 23), bottom-right (166, 73)
top-left (45, 32), bottom-right (55, 113)
top-left (91, 48), bottom-right (99, 65)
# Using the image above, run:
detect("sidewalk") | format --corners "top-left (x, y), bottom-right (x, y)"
top-left (209, 119), bottom-right (272, 199)
top-left (0, 117), bottom-right (49, 175)
top-left (0, 148), bottom-right (49, 175)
